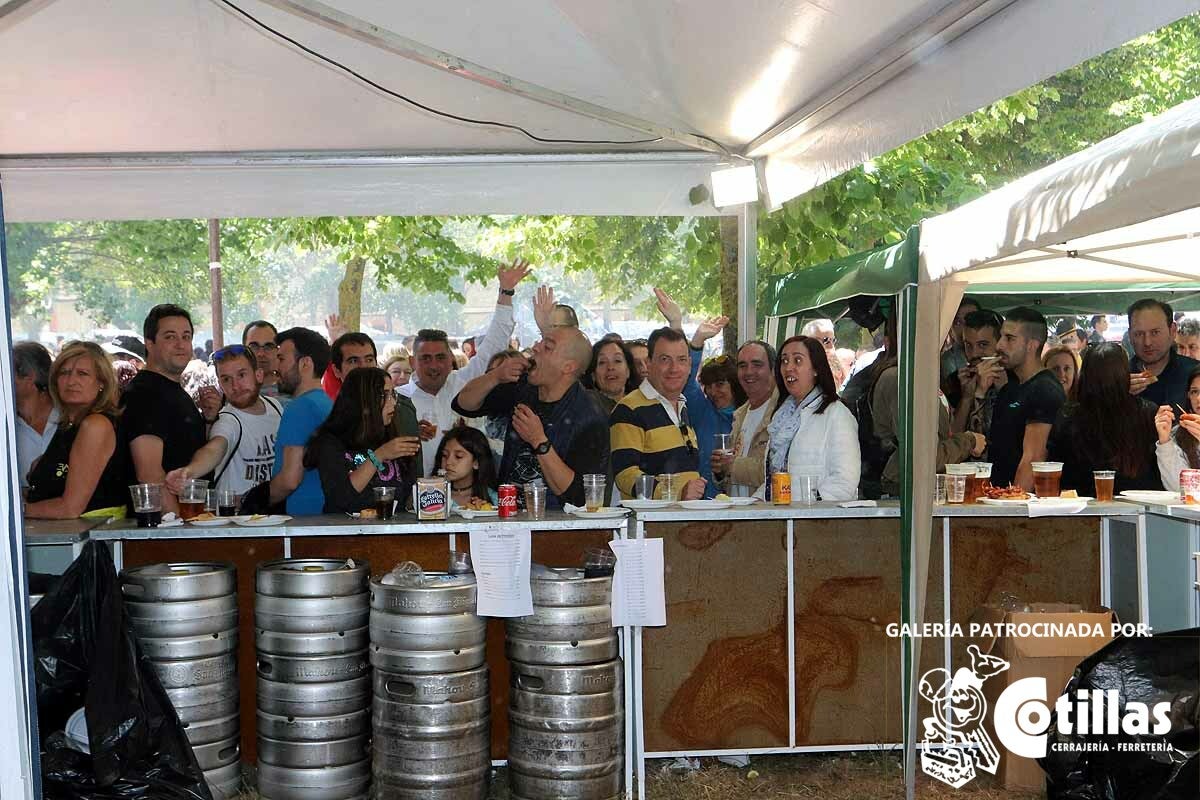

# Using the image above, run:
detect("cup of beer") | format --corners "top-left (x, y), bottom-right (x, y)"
top-left (1031, 462), bottom-right (1064, 497)
top-left (178, 478), bottom-right (209, 520)
top-left (946, 463), bottom-right (975, 501)
top-left (583, 474), bottom-right (606, 512)
top-left (655, 473), bottom-right (678, 502)
top-left (1093, 470), bottom-right (1115, 502)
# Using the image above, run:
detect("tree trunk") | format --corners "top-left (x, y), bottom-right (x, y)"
top-left (718, 216), bottom-right (739, 353)
top-left (338, 255), bottom-right (367, 332)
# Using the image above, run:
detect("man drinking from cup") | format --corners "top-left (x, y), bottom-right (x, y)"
top-left (452, 326), bottom-right (610, 510)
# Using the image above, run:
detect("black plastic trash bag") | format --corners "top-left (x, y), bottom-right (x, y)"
top-left (1041, 628), bottom-right (1199, 800)
top-left (32, 540), bottom-right (212, 799)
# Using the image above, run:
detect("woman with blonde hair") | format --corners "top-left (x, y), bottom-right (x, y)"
top-left (25, 341), bottom-right (128, 518)
top-left (1042, 344), bottom-right (1081, 398)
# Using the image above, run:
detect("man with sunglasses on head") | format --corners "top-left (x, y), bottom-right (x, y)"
top-left (243, 319), bottom-right (288, 406)
top-left (165, 344), bottom-right (283, 501)
top-left (610, 327), bottom-right (705, 501)
top-left (120, 304), bottom-right (207, 514)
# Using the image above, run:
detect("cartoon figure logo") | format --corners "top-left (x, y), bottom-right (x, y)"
top-left (918, 644), bottom-right (1010, 788)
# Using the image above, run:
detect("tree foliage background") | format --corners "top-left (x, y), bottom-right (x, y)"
top-left (6, 14), bottom-right (1200, 341)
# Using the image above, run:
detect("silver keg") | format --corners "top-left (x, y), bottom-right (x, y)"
top-left (369, 573), bottom-right (485, 674)
top-left (507, 660), bottom-right (623, 800)
top-left (506, 568), bottom-right (616, 666)
top-left (371, 665), bottom-right (490, 800)
top-left (119, 562), bottom-right (242, 791)
top-left (255, 558), bottom-right (372, 800)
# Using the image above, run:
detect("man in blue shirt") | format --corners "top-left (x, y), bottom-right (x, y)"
top-left (269, 327), bottom-right (333, 515)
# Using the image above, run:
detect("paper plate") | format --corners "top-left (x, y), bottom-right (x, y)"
top-left (187, 516), bottom-right (231, 527)
top-left (455, 508), bottom-right (499, 519)
top-left (976, 497), bottom-right (1031, 506)
top-left (232, 514), bottom-right (293, 527)
top-left (723, 497), bottom-right (759, 506)
top-left (1118, 490), bottom-right (1182, 504)
top-left (620, 499), bottom-right (674, 510)
top-left (568, 507), bottom-right (629, 519)
top-left (679, 500), bottom-right (733, 510)
top-left (1032, 496), bottom-right (1093, 504)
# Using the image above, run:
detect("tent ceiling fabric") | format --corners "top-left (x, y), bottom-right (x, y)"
top-left (1, 0), bottom-right (1193, 220)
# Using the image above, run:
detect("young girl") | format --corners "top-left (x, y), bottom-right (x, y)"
top-left (435, 425), bottom-right (499, 509)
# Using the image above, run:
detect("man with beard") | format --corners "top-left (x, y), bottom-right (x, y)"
top-left (121, 304), bottom-right (207, 514)
top-left (269, 327), bottom-right (333, 514)
top-left (989, 306), bottom-right (1066, 490)
top-left (165, 345), bottom-right (282, 500)
top-left (243, 319), bottom-right (287, 404)
top-left (453, 326), bottom-right (609, 509)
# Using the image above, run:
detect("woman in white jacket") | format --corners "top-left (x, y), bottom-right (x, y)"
top-left (1154, 364), bottom-right (1200, 491)
top-left (758, 335), bottom-right (860, 501)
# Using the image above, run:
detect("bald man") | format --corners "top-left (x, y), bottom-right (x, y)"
top-left (453, 327), bottom-right (610, 509)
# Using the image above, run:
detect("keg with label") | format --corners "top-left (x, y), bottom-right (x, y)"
top-left (369, 572), bottom-right (485, 674)
top-left (505, 567), bottom-right (617, 666)
top-left (255, 558), bottom-right (371, 800)
top-left (120, 562), bottom-right (241, 797)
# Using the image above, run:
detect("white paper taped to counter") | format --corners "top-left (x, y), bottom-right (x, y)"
top-left (609, 538), bottom-right (666, 627)
top-left (470, 526), bottom-right (533, 617)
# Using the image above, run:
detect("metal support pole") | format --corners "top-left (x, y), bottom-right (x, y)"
top-left (736, 204), bottom-right (758, 343)
top-left (208, 218), bottom-right (224, 349)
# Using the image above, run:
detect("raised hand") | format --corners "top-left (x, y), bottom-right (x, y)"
top-left (325, 313), bottom-right (347, 343)
top-left (498, 258), bottom-right (532, 292)
top-left (533, 285), bottom-right (555, 333)
top-left (653, 287), bottom-right (684, 330)
top-left (693, 316), bottom-right (729, 345)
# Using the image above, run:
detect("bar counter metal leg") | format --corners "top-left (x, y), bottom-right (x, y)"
top-left (1100, 518), bottom-right (1112, 608)
top-left (1135, 514), bottom-right (1150, 628)
top-left (787, 520), bottom-right (796, 748)
top-left (633, 518), bottom-right (645, 800)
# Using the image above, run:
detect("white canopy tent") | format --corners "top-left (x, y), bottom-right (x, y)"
top-left (3, 1), bottom-right (1199, 798)
top-left (902, 92), bottom-right (1200, 789)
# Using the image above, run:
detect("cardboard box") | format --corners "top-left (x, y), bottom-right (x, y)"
top-left (972, 603), bottom-right (1117, 791)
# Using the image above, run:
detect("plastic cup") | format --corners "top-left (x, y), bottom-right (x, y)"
top-left (373, 486), bottom-right (397, 520)
top-left (967, 462), bottom-right (992, 503)
top-left (216, 489), bottom-right (240, 517)
top-left (945, 474), bottom-right (967, 504)
top-left (524, 483), bottom-right (547, 520)
top-left (794, 475), bottom-right (819, 505)
top-left (179, 478), bottom-right (209, 520)
top-left (1031, 462), bottom-right (1064, 498)
top-left (583, 474), bottom-right (606, 512)
top-left (935, 474), bottom-right (948, 505)
top-left (634, 474), bottom-right (656, 500)
top-left (583, 546), bottom-right (617, 579)
top-left (655, 473), bottom-right (678, 502)
top-left (1093, 470), bottom-right (1115, 502)
top-left (129, 483), bottom-right (163, 528)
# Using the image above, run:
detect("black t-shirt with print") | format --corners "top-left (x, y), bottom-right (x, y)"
top-left (989, 369), bottom-right (1066, 487)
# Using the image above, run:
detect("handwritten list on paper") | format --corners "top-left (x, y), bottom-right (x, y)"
top-left (609, 538), bottom-right (666, 627)
top-left (470, 526), bottom-right (534, 617)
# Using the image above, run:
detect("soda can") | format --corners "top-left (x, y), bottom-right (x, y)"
top-left (498, 484), bottom-right (519, 517)
top-left (1181, 469), bottom-right (1200, 504)
top-left (771, 472), bottom-right (792, 505)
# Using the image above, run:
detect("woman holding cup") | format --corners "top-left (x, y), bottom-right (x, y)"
top-left (25, 342), bottom-right (128, 519)
top-left (1046, 343), bottom-right (1161, 496)
top-left (305, 368), bottom-right (420, 515)
top-left (759, 336), bottom-right (861, 502)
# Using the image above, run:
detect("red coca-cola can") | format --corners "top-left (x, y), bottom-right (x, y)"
top-left (498, 484), bottom-right (519, 517)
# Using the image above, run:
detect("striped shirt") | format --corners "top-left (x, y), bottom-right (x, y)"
top-left (610, 380), bottom-right (701, 499)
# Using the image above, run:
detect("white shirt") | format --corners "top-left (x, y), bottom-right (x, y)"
top-left (637, 378), bottom-right (687, 426)
top-left (731, 400), bottom-right (770, 497)
top-left (402, 304), bottom-right (515, 475)
top-left (754, 399), bottom-right (861, 502)
top-left (209, 397), bottom-right (283, 495)
top-left (16, 405), bottom-right (60, 488)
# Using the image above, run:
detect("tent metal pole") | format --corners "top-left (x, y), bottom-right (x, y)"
top-left (208, 219), bottom-right (224, 350)
top-left (898, 283), bottom-right (919, 800)
top-left (0, 177), bottom-right (39, 800)
top-left (737, 204), bottom-right (758, 343)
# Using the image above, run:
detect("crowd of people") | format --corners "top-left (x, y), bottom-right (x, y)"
top-left (14, 258), bottom-right (1200, 519)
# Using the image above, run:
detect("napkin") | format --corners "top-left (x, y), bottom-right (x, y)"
top-left (1027, 500), bottom-right (1087, 517)
top-left (839, 500), bottom-right (877, 508)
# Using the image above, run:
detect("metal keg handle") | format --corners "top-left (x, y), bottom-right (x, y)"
top-left (218, 744), bottom-right (240, 761)
top-left (258, 659), bottom-right (273, 676)
top-left (383, 680), bottom-right (417, 698)
top-left (120, 583), bottom-right (145, 597)
top-left (515, 674), bottom-right (544, 691)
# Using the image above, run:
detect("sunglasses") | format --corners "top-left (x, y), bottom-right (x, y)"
top-left (210, 344), bottom-right (250, 364)
top-left (679, 407), bottom-right (697, 460)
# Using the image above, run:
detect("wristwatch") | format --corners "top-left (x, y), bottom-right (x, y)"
top-left (499, 288), bottom-right (515, 296)
top-left (533, 440), bottom-right (552, 456)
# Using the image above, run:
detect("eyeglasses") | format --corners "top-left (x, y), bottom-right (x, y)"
top-left (246, 341), bottom-right (278, 352)
top-left (818, 336), bottom-right (834, 346)
top-left (210, 344), bottom-right (250, 363)
top-left (1188, 389), bottom-right (1200, 397)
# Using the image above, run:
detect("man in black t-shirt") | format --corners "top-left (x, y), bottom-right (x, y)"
top-left (989, 306), bottom-right (1066, 490)
top-left (453, 327), bottom-right (610, 509)
top-left (120, 304), bottom-right (206, 514)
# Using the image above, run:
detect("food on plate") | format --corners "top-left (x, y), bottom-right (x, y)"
top-left (465, 497), bottom-right (495, 511)
top-left (1060, 490), bottom-right (1079, 499)
top-left (983, 484), bottom-right (1030, 500)
top-left (359, 508), bottom-right (378, 519)
top-left (190, 512), bottom-right (217, 522)
top-left (714, 493), bottom-right (731, 501)
top-left (247, 514), bottom-right (268, 521)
